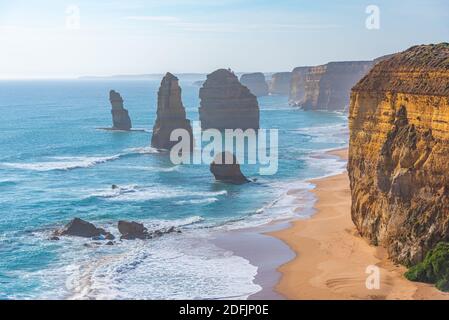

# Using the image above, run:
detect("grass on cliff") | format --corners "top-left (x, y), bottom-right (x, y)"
top-left (404, 242), bottom-right (449, 292)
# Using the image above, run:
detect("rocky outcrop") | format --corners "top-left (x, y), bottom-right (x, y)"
top-left (109, 90), bottom-right (132, 130)
top-left (210, 151), bottom-right (249, 184)
top-left (289, 67), bottom-right (311, 104)
top-left (199, 69), bottom-right (260, 130)
top-left (118, 220), bottom-right (149, 240)
top-left (240, 73), bottom-right (269, 96)
top-left (118, 220), bottom-right (180, 240)
top-left (55, 218), bottom-right (114, 240)
top-left (300, 61), bottom-right (373, 111)
top-left (348, 43), bottom-right (449, 265)
top-left (269, 72), bottom-right (292, 95)
top-left (151, 72), bottom-right (193, 150)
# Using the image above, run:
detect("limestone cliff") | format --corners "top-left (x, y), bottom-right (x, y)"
top-left (240, 72), bottom-right (269, 97)
top-left (151, 72), bottom-right (193, 150)
top-left (300, 61), bottom-right (373, 111)
top-left (289, 67), bottom-right (311, 104)
top-left (348, 43), bottom-right (449, 265)
top-left (269, 72), bottom-right (292, 95)
top-left (199, 69), bottom-right (260, 130)
top-left (109, 90), bottom-right (132, 130)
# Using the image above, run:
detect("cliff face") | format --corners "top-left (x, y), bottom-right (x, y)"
top-left (151, 72), bottom-right (193, 150)
top-left (269, 72), bottom-right (292, 95)
top-left (109, 90), bottom-right (132, 130)
top-left (289, 67), bottom-right (311, 104)
top-left (348, 43), bottom-right (449, 265)
top-left (199, 69), bottom-right (260, 130)
top-left (240, 72), bottom-right (269, 97)
top-left (301, 61), bottom-right (373, 111)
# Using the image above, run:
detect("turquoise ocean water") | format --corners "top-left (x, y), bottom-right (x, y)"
top-left (0, 77), bottom-right (348, 299)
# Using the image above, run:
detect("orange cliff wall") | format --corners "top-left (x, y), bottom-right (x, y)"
top-left (348, 43), bottom-right (449, 265)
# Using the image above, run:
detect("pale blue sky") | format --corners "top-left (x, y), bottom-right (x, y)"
top-left (0, 0), bottom-right (447, 78)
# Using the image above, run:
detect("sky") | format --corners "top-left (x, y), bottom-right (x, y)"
top-left (0, 0), bottom-right (447, 78)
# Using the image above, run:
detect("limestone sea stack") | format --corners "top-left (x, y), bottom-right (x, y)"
top-left (109, 90), bottom-right (132, 130)
top-left (199, 69), bottom-right (260, 130)
top-left (348, 43), bottom-right (449, 265)
top-left (269, 72), bottom-right (292, 95)
top-left (210, 151), bottom-right (249, 184)
top-left (151, 72), bottom-right (194, 150)
top-left (240, 72), bottom-right (269, 96)
top-left (300, 61), bottom-right (373, 111)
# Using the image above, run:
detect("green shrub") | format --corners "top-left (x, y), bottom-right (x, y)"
top-left (404, 242), bottom-right (449, 292)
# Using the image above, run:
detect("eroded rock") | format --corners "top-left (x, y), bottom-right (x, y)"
top-left (210, 152), bottom-right (249, 185)
top-left (109, 90), bottom-right (132, 130)
top-left (199, 69), bottom-right (260, 130)
top-left (55, 218), bottom-right (114, 240)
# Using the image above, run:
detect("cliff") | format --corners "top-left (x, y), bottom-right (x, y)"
top-left (109, 90), bottom-right (132, 130)
top-left (269, 72), bottom-right (292, 95)
top-left (289, 66), bottom-right (311, 104)
top-left (240, 72), bottom-right (269, 97)
top-left (300, 61), bottom-right (373, 111)
top-left (199, 69), bottom-right (260, 130)
top-left (151, 72), bottom-right (194, 150)
top-left (348, 43), bottom-right (449, 265)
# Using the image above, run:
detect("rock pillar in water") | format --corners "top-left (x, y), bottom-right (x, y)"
top-left (109, 90), bottom-right (132, 130)
top-left (199, 69), bottom-right (260, 130)
top-left (151, 72), bottom-right (194, 151)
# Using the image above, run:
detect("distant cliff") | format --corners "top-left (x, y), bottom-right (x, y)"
top-left (240, 73), bottom-right (269, 97)
top-left (269, 72), bottom-right (292, 95)
top-left (199, 69), bottom-right (260, 130)
top-left (299, 61), bottom-right (373, 111)
top-left (289, 67), bottom-right (311, 104)
top-left (348, 43), bottom-right (449, 265)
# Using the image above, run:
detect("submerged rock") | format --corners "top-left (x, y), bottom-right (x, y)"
top-left (109, 90), bottom-right (132, 130)
top-left (199, 69), bottom-right (260, 130)
top-left (118, 220), bottom-right (149, 240)
top-left (55, 218), bottom-right (114, 240)
top-left (151, 72), bottom-right (194, 150)
top-left (210, 151), bottom-right (249, 185)
top-left (240, 72), bottom-right (269, 96)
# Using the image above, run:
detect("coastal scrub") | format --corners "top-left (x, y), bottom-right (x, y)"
top-left (404, 242), bottom-right (449, 292)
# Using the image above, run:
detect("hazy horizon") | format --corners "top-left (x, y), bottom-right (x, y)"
top-left (0, 0), bottom-right (447, 79)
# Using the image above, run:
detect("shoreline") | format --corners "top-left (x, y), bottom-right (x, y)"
top-left (212, 147), bottom-right (348, 300)
top-left (270, 148), bottom-right (449, 300)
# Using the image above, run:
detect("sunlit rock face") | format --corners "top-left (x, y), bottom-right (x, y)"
top-left (348, 43), bottom-right (449, 265)
top-left (109, 90), bottom-right (132, 130)
top-left (240, 72), bottom-right (269, 97)
top-left (199, 69), bottom-right (260, 130)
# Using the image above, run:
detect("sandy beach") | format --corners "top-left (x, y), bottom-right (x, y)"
top-left (272, 148), bottom-right (449, 300)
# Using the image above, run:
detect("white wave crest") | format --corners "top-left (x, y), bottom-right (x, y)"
top-left (175, 197), bottom-right (218, 205)
top-left (1, 155), bottom-right (121, 171)
top-left (124, 146), bottom-right (160, 154)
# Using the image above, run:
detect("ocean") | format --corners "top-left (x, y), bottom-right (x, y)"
top-left (0, 77), bottom-right (348, 299)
